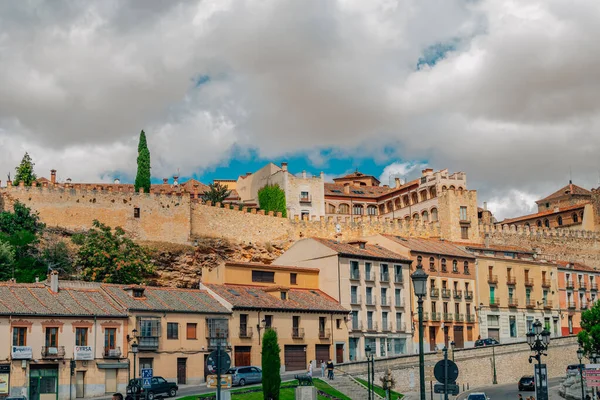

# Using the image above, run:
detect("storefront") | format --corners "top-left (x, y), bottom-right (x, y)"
top-left (29, 364), bottom-right (58, 400)
top-left (0, 364), bottom-right (10, 398)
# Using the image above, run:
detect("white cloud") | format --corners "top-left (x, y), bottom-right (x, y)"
top-left (378, 162), bottom-right (427, 185)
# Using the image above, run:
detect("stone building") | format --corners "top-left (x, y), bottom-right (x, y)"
top-left (556, 261), bottom-right (600, 336)
top-left (274, 238), bottom-right (413, 361)
top-left (463, 244), bottom-right (561, 343)
top-left (365, 235), bottom-right (479, 350)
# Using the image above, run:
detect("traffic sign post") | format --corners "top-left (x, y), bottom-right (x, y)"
top-left (433, 348), bottom-right (459, 400)
top-left (141, 368), bottom-right (152, 400)
top-left (206, 343), bottom-right (232, 400)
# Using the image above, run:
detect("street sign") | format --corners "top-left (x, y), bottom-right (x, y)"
top-left (434, 383), bottom-right (459, 395)
top-left (434, 359), bottom-right (459, 383)
top-left (584, 367), bottom-right (600, 387)
top-left (206, 350), bottom-right (231, 375)
top-left (141, 368), bottom-right (153, 389)
top-left (534, 363), bottom-right (549, 400)
top-left (207, 374), bottom-right (232, 389)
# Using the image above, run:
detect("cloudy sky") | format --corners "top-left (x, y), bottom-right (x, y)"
top-left (1, 0), bottom-right (599, 220)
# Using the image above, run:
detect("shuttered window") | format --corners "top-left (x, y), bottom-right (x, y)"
top-left (186, 323), bottom-right (197, 340)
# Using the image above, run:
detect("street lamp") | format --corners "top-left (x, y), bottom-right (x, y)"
top-left (411, 257), bottom-right (429, 400)
top-left (578, 346), bottom-right (586, 400)
top-left (365, 345), bottom-right (374, 400)
top-left (131, 328), bottom-right (139, 382)
top-left (526, 319), bottom-right (551, 400)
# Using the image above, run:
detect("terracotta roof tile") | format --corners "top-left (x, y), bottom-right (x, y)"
top-left (225, 261), bottom-right (320, 273)
top-left (380, 235), bottom-right (475, 259)
top-left (537, 183), bottom-right (592, 203)
top-left (500, 203), bottom-right (587, 225)
top-left (312, 238), bottom-right (411, 262)
top-left (459, 243), bottom-right (534, 254)
top-left (206, 284), bottom-right (348, 313)
top-left (557, 261), bottom-right (598, 272)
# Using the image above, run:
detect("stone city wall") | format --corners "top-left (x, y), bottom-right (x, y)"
top-left (338, 335), bottom-right (578, 393)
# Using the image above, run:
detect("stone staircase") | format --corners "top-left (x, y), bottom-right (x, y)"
top-left (327, 371), bottom-right (385, 400)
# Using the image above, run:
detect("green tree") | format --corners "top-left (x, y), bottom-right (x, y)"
top-left (0, 201), bottom-right (45, 235)
top-left (261, 328), bottom-right (281, 400)
top-left (0, 241), bottom-right (16, 281)
top-left (134, 130), bottom-right (151, 193)
top-left (257, 184), bottom-right (287, 217)
top-left (74, 220), bottom-right (153, 283)
top-left (578, 300), bottom-right (600, 356)
top-left (202, 182), bottom-right (232, 204)
top-left (14, 152), bottom-right (37, 186)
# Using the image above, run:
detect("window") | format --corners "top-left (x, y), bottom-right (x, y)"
top-left (459, 206), bottom-right (468, 221)
top-left (509, 316), bottom-right (517, 337)
top-left (527, 317), bottom-right (534, 333)
top-left (336, 319), bottom-right (342, 329)
top-left (545, 202), bottom-right (550, 208)
top-left (290, 273), bottom-right (297, 285)
top-left (45, 327), bottom-right (58, 347)
top-left (167, 323), bottom-right (179, 340)
top-left (350, 261), bottom-right (360, 279)
top-left (13, 327), bottom-right (27, 346)
top-left (431, 208), bottom-right (438, 222)
top-left (487, 315), bottom-right (499, 327)
top-left (367, 206), bottom-right (377, 215)
top-left (365, 262), bottom-right (372, 280)
top-left (537, 220), bottom-right (542, 227)
top-left (461, 226), bottom-right (469, 239)
top-left (252, 270), bottom-right (275, 283)
top-left (351, 311), bottom-right (359, 330)
top-left (557, 216), bottom-right (563, 226)
top-left (293, 316), bottom-right (300, 329)
top-left (134, 207), bottom-right (140, 218)
top-left (452, 260), bottom-right (458, 273)
top-left (75, 328), bottom-right (88, 346)
top-left (382, 312), bottom-right (388, 329)
top-left (366, 287), bottom-right (373, 304)
top-left (573, 213), bottom-right (579, 223)
top-left (395, 289), bottom-right (401, 306)
top-left (544, 219), bottom-right (550, 228)
top-left (105, 328), bottom-right (116, 350)
top-left (351, 286), bottom-right (358, 303)
top-left (319, 317), bottom-right (326, 334)
top-left (353, 204), bottom-right (364, 215)
top-left (186, 323), bottom-right (197, 340)
top-left (338, 204), bottom-right (350, 214)
top-left (367, 311), bottom-right (373, 330)
top-left (206, 318), bottom-right (228, 347)
top-left (429, 257), bottom-right (435, 271)
top-left (463, 261), bottom-right (469, 274)
top-left (300, 191), bottom-right (309, 200)
top-left (380, 264), bottom-right (389, 281)
top-left (280, 291), bottom-right (287, 300)
top-left (327, 204), bottom-right (336, 214)
top-left (133, 289), bottom-right (145, 298)
top-left (264, 315), bottom-right (273, 329)
top-left (441, 258), bottom-right (447, 272)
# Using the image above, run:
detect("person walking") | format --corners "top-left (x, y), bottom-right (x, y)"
top-left (320, 360), bottom-right (325, 378)
top-left (327, 359), bottom-right (334, 380)
top-left (308, 360), bottom-right (313, 377)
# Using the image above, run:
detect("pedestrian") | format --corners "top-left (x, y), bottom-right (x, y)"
top-left (112, 394), bottom-right (123, 400)
top-left (320, 360), bottom-right (325, 378)
top-left (308, 360), bottom-right (313, 377)
top-left (327, 359), bottom-right (334, 380)
top-left (517, 395), bottom-right (522, 400)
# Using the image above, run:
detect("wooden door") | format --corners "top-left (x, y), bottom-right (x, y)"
top-left (105, 369), bottom-right (117, 393)
top-left (336, 344), bottom-right (344, 364)
top-left (284, 345), bottom-right (306, 371)
top-left (315, 345), bottom-right (330, 364)
top-left (429, 326), bottom-right (437, 351)
top-left (76, 371), bottom-right (85, 398)
top-left (177, 358), bottom-right (187, 385)
top-left (453, 326), bottom-right (464, 348)
top-left (235, 346), bottom-right (252, 367)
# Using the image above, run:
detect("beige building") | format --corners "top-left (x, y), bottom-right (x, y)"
top-left (274, 238), bottom-right (413, 361)
top-left (463, 244), bottom-right (561, 343)
top-left (0, 275), bottom-right (129, 400)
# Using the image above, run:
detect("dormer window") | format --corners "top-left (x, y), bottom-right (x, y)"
top-left (133, 288), bottom-right (145, 298)
top-left (280, 291), bottom-right (287, 300)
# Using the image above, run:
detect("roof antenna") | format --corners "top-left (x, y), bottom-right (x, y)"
top-left (569, 165), bottom-right (572, 185)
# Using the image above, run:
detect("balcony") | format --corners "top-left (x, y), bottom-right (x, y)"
top-left (381, 297), bottom-right (391, 307)
top-left (582, 302), bottom-right (589, 310)
top-left (365, 272), bottom-right (374, 282)
top-left (351, 321), bottom-right (363, 332)
top-left (443, 313), bottom-right (453, 322)
top-left (431, 312), bottom-right (441, 321)
top-left (367, 322), bottom-right (378, 332)
top-left (430, 288), bottom-right (440, 299)
top-left (422, 312), bottom-right (429, 321)
top-left (567, 301), bottom-right (577, 309)
top-left (488, 275), bottom-right (498, 284)
top-left (137, 336), bottom-right (159, 351)
top-left (508, 297), bottom-right (519, 307)
top-left (365, 295), bottom-right (377, 306)
top-left (350, 271), bottom-right (361, 281)
top-left (507, 276), bottom-right (516, 285)
top-left (104, 347), bottom-right (122, 359)
top-left (525, 278), bottom-right (534, 287)
top-left (383, 323), bottom-right (392, 333)
top-left (429, 266), bottom-right (437, 273)
top-left (41, 346), bottom-right (65, 359)
top-left (292, 327), bottom-right (305, 339)
top-left (441, 289), bottom-right (451, 299)
top-left (591, 283), bottom-right (598, 291)
top-left (542, 279), bottom-right (551, 288)
top-left (453, 290), bottom-right (462, 300)
top-left (464, 291), bottom-right (473, 300)
top-left (350, 294), bottom-right (361, 305)
top-left (394, 298), bottom-right (404, 308)
top-left (319, 329), bottom-right (331, 339)
top-left (543, 300), bottom-right (553, 309)
top-left (394, 274), bottom-right (403, 284)
top-left (396, 323), bottom-right (406, 332)
top-left (299, 194), bottom-right (312, 204)
top-left (489, 297), bottom-right (500, 307)
top-left (380, 272), bottom-right (390, 283)
top-left (466, 314), bottom-right (476, 323)
top-left (239, 326), bottom-right (253, 338)
top-left (525, 299), bottom-right (536, 309)
top-left (454, 313), bottom-right (464, 322)
top-left (566, 280), bottom-right (575, 289)
top-left (579, 282), bottom-right (587, 291)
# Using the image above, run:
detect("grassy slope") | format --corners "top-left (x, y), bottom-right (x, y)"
top-left (355, 377), bottom-right (404, 399)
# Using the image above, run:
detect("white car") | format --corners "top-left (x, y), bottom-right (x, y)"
top-left (467, 393), bottom-right (489, 400)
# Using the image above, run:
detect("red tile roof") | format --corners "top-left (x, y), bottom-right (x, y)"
top-left (536, 183), bottom-right (592, 203)
top-left (461, 243), bottom-right (533, 254)
top-left (206, 284), bottom-right (348, 313)
top-left (324, 183), bottom-right (393, 199)
top-left (225, 261), bottom-right (320, 273)
top-left (312, 238), bottom-right (411, 262)
top-left (333, 171), bottom-right (380, 183)
top-left (500, 203), bottom-right (586, 225)
top-left (557, 261), bottom-right (598, 272)
top-left (380, 235), bottom-right (475, 259)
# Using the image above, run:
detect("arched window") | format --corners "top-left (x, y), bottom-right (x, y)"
top-left (558, 216), bottom-right (563, 226)
top-left (387, 201), bottom-right (393, 212)
top-left (431, 208), bottom-right (438, 222)
top-left (404, 215), bottom-right (411, 223)
top-left (464, 261), bottom-right (469, 274)
top-left (367, 205), bottom-right (377, 215)
top-left (449, 185), bottom-right (456, 190)
top-left (379, 204), bottom-right (386, 214)
top-left (537, 220), bottom-right (542, 227)
top-left (458, 187), bottom-right (464, 193)
top-left (544, 219), bottom-right (550, 228)
top-left (452, 260), bottom-right (458, 273)
top-left (441, 258), bottom-right (447, 272)
top-left (338, 203), bottom-right (350, 214)
top-left (573, 213), bottom-right (579, 223)
top-left (394, 198), bottom-right (401, 209)
top-left (402, 195), bottom-right (410, 207)
top-left (327, 203), bottom-right (336, 214)
top-left (420, 190), bottom-right (428, 202)
top-left (430, 187), bottom-right (436, 198)
top-left (442, 186), bottom-right (447, 192)
top-left (412, 192), bottom-right (419, 204)
top-left (353, 204), bottom-right (364, 215)
top-left (412, 213), bottom-right (420, 220)
top-left (429, 257), bottom-right (435, 271)
top-left (422, 210), bottom-right (429, 222)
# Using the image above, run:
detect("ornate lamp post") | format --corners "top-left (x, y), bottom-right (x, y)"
top-left (578, 346), bottom-right (586, 400)
top-left (411, 257), bottom-right (429, 400)
top-left (526, 319), bottom-right (551, 400)
top-left (131, 328), bottom-right (139, 382)
top-left (365, 344), bottom-right (373, 400)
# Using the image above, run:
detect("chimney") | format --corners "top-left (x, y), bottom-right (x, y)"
top-left (281, 162), bottom-right (288, 172)
top-left (343, 183), bottom-right (350, 194)
top-left (50, 169), bottom-right (57, 184)
top-left (113, 178), bottom-right (120, 184)
top-left (422, 168), bottom-right (434, 177)
top-left (395, 177), bottom-right (401, 188)
top-left (50, 270), bottom-right (59, 293)
top-left (173, 175), bottom-right (179, 186)
top-left (302, 170), bottom-right (307, 179)
top-left (483, 202), bottom-right (487, 211)
top-left (320, 171), bottom-right (325, 180)
top-left (163, 178), bottom-right (168, 184)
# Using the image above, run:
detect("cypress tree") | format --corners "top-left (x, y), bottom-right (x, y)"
top-left (14, 152), bottom-right (37, 186)
top-left (261, 328), bottom-right (281, 400)
top-left (134, 130), bottom-right (151, 193)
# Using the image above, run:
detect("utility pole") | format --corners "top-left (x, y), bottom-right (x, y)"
top-left (443, 347), bottom-right (449, 400)
top-left (217, 341), bottom-right (222, 400)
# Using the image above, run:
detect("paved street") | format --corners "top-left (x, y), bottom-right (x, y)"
top-left (455, 377), bottom-right (564, 400)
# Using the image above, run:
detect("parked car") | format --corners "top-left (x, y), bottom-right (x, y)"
top-left (518, 375), bottom-right (535, 391)
top-left (126, 377), bottom-right (178, 399)
top-left (474, 338), bottom-right (500, 347)
top-left (227, 366), bottom-right (263, 386)
top-left (566, 364), bottom-right (585, 375)
top-left (467, 393), bottom-right (489, 400)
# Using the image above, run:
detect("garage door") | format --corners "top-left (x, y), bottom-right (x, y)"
top-left (315, 345), bottom-right (330, 364)
top-left (235, 346), bottom-right (252, 367)
top-left (284, 345), bottom-right (306, 371)
top-left (453, 326), bottom-right (464, 348)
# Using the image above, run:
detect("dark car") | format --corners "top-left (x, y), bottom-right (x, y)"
top-left (474, 338), bottom-right (500, 347)
top-left (126, 377), bottom-right (178, 400)
top-left (518, 375), bottom-right (535, 391)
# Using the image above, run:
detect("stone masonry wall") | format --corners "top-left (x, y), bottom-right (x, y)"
top-left (338, 335), bottom-right (578, 393)
top-left (0, 185), bottom-right (191, 243)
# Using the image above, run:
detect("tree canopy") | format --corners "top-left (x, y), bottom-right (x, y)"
top-left (14, 152), bottom-right (37, 186)
top-left (261, 328), bottom-right (281, 400)
top-left (134, 130), bottom-right (151, 193)
top-left (578, 300), bottom-right (600, 357)
top-left (258, 184), bottom-right (287, 217)
top-left (74, 220), bottom-right (153, 284)
top-left (202, 182), bottom-right (232, 204)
